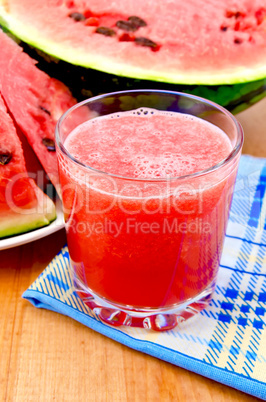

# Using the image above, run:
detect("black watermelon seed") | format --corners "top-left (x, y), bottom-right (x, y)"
top-left (128, 16), bottom-right (147, 28)
top-left (95, 27), bottom-right (116, 37)
top-left (0, 152), bottom-right (12, 165)
top-left (39, 105), bottom-right (51, 115)
top-left (135, 37), bottom-right (158, 49)
top-left (220, 25), bottom-right (228, 31)
top-left (42, 138), bottom-right (56, 152)
top-left (234, 37), bottom-right (243, 44)
top-left (69, 12), bottom-right (86, 22)
top-left (116, 20), bottom-right (138, 32)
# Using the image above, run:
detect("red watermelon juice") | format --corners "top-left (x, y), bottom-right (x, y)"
top-left (56, 91), bottom-right (243, 329)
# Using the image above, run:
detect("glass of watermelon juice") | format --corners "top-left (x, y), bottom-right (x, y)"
top-left (55, 90), bottom-right (243, 331)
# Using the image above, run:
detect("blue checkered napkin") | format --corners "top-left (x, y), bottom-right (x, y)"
top-left (23, 155), bottom-right (266, 400)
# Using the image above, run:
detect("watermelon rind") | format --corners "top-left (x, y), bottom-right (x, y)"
top-left (0, 187), bottom-right (56, 238)
top-left (0, 7), bottom-right (265, 86)
top-left (15, 42), bottom-right (266, 115)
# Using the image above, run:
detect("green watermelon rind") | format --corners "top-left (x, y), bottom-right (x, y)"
top-left (0, 8), bottom-right (266, 86)
top-left (0, 186), bottom-right (57, 239)
top-left (0, 212), bottom-right (55, 238)
top-left (10, 41), bottom-right (266, 114)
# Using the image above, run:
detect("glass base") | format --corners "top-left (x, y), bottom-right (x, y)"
top-left (74, 278), bottom-right (215, 331)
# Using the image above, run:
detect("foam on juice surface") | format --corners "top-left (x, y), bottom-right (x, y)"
top-left (64, 108), bottom-right (232, 179)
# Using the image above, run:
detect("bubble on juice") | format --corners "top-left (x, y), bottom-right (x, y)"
top-left (64, 107), bottom-right (232, 179)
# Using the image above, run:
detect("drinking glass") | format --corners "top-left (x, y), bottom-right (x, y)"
top-left (55, 90), bottom-right (243, 331)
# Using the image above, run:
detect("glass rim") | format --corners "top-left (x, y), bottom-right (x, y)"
top-left (55, 89), bottom-right (244, 183)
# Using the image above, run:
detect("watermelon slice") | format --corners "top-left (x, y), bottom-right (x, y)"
top-left (0, 94), bottom-right (56, 238)
top-left (0, 29), bottom-right (77, 193)
top-left (0, 0), bottom-right (265, 85)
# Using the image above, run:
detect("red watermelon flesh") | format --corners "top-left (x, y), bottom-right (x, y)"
top-left (15, 122), bottom-right (51, 192)
top-left (0, 0), bottom-right (265, 84)
top-left (0, 94), bottom-right (56, 238)
top-left (0, 30), bottom-right (77, 193)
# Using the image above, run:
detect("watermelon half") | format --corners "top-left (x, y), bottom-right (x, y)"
top-left (0, 94), bottom-right (56, 238)
top-left (0, 0), bottom-right (265, 112)
top-left (0, 29), bottom-right (77, 193)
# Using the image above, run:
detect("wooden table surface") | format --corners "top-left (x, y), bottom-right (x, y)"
top-left (1, 98), bottom-right (266, 402)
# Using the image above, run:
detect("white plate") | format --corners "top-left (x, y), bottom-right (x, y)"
top-left (0, 201), bottom-right (65, 250)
